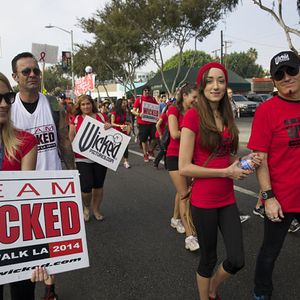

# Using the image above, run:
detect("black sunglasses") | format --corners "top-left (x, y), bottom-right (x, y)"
top-left (0, 92), bottom-right (16, 105)
top-left (21, 67), bottom-right (41, 77)
top-left (273, 66), bottom-right (299, 81)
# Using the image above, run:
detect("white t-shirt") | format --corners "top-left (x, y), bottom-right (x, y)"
top-left (10, 92), bottom-right (62, 170)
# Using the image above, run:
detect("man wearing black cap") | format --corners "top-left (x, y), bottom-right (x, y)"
top-left (248, 51), bottom-right (300, 300)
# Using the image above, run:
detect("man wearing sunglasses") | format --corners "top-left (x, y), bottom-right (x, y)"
top-left (9, 52), bottom-right (74, 299)
top-left (248, 50), bottom-right (300, 300)
top-left (11, 52), bottom-right (74, 171)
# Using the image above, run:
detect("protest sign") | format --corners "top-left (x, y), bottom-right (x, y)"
top-left (72, 116), bottom-right (131, 171)
top-left (0, 170), bottom-right (89, 285)
top-left (32, 43), bottom-right (58, 64)
top-left (74, 74), bottom-right (95, 96)
top-left (141, 102), bottom-right (159, 123)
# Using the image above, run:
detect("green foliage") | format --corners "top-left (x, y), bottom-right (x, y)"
top-left (43, 65), bottom-right (72, 93)
top-left (75, 0), bottom-right (240, 94)
top-left (163, 50), bottom-right (214, 71)
top-left (224, 48), bottom-right (266, 78)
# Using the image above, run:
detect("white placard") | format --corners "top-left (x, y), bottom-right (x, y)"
top-left (72, 116), bottom-right (131, 171)
top-left (142, 102), bottom-right (159, 123)
top-left (32, 43), bottom-right (58, 64)
top-left (0, 170), bottom-right (89, 285)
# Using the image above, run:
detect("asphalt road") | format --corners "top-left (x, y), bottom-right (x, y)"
top-left (4, 117), bottom-right (300, 300)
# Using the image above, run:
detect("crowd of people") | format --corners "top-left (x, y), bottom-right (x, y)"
top-left (0, 49), bottom-right (299, 300)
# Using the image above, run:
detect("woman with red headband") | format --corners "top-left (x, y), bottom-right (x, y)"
top-left (179, 63), bottom-right (261, 300)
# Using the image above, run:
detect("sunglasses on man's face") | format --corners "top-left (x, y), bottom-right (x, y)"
top-left (273, 66), bottom-right (299, 81)
top-left (20, 67), bottom-right (41, 77)
top-left (0, 92), bottom-right (16, 105)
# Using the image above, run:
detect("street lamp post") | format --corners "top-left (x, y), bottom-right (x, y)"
top-left (45, 24), bottom-right (75, 97)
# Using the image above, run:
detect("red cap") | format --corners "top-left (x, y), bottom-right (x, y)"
top-left (196, 62), bottom-right (228, 88)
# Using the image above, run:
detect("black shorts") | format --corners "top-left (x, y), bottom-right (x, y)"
top-left (166, 156), bottom-right (178, 171)
top-left (138, 123), bottom-right (156, 143)
top-left (76, 162), bottom-right (107, 193)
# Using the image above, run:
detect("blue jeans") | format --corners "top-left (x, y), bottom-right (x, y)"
top-left (254, 212), bottom-right (300, 296)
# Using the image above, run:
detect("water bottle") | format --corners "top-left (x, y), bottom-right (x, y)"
top-left (239, 155), bottom-right (256, 171)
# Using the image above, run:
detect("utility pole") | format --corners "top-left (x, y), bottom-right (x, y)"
top-left (211, 49), bottom-right (221, 61)
top-left (220, 30), bottom-right (224, 64)
top-left (224, 40), bottom-right (232, 67)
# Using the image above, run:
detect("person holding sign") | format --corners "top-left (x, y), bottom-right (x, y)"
top-left (0, 72), bottom-right (37, 299)
top-left (69, 95), bottom-right (112, 221)
top-left (132, 86), bottom-right (158, 162)
top-left (111, 98), bottom-right (132, 168)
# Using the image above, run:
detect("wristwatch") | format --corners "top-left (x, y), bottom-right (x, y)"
top-left (261, 189), bottom-right (275, 200)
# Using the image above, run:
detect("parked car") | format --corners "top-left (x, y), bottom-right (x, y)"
top-left (232, 94), bottom-right (258, 117)
top-left (247, 93), bottom-right (272, 104)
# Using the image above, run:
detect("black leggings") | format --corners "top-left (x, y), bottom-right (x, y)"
top-left (0, 280), bottom-right (35, 300)
top-left (191, 203), bottom-right (245, 277)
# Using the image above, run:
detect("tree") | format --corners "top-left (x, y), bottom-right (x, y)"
top-left (225, 48), bottom-right (266, 78)
top-left (163, 50), bottom-right (214, 71)
top-left (126, 0), bottom-right (239, 94)
top-left (43, 65), bottom-right (72, 94)
top-left (77, 0), bottom-right (240, 96)
top-left (77, 0), bottom-right (151, 98)
top-left (252, 0), bottom-right (300, 53)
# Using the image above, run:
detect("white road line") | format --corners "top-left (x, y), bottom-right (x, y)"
top-left (129, 149), bottom-right (258, 199)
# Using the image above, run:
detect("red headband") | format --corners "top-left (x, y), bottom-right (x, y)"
top-left (196, 62), bottom-right (228, 88)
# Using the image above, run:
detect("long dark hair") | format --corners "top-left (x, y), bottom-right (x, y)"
top-left (114, 98), bottom-right (127, 122)
top-left (175, 83), bottom-right (198, 113)
top-left (197, 70), bottom-right (239, 154)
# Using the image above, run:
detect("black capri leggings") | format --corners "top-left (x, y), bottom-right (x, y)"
top-left (191, 203), bottom-right (244, 278)
top-left (76, 162), bottom-right (107, 193)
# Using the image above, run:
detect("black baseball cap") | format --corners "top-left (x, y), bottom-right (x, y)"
top-left (270, 51), bottom-right (300, 78)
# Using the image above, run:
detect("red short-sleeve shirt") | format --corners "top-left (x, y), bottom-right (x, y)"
top-left (248, 95), bottom-right (300, 212)
top-left (2, 130), bottom-right (37, 171)
top-left (166, 105), bottom-right (184, 157)
top-left (182, 108), bottom-right (235, 209)
top-left (155, 112), bottom-right (168, 139)
top-left (133, 95), bottom-right (157, 125)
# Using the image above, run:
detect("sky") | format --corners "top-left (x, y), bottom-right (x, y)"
top-left (0, 0), bottom-right (299, 85)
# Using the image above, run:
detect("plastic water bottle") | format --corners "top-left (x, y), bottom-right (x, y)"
top-left (239, 155), bottom-right (256, 170)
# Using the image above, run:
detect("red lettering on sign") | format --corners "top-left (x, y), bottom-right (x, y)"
top-left (0, 205), bottom-right (19, 244)
top-left (17, 183), bottom-right (40, 197)
top-left (52, 182), bottom-right (75, 195)
top-left (60, 201), bottom-right (80, 235)
top-left (44, 202), bottom-right (60, 238)
top-left (21, 204), bottom-right (44, 241)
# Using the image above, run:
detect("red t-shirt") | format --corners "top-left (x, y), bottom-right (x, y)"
top-left (182, 108), bottom-right (235, 208)
top-left (70, 113), bottom-right (108, 159)
top-left (166, 106), bottom-right (184, 157)
top-left (133, 95), bottom-right (157, 125)
top-left (111, 111), bottom-right (128, 134)
top-left (2, 130), bottom-right (37, 170)
top-left (248, 95), bottom-right (300, 212)
top-left (155, 112), bottom-right (168, 139)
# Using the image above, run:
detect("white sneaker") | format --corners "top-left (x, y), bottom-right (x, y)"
top-left (170, 218), bottom-right (185, 234)
top-left (185, 235), bottom-right (200, 252)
